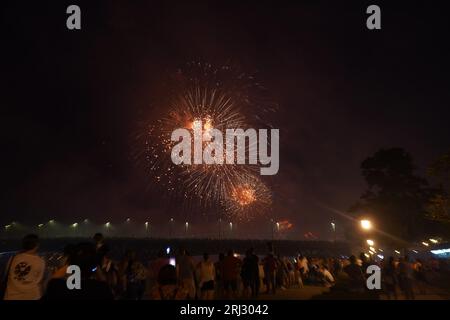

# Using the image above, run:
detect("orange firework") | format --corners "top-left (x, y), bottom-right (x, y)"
top-left (224, 175), bottom-right (272, 221)
top-left (231, 184), bottom-right (257, 206)
top-left (277, 220), bottom-right (293, 231)
top-left (134, 62), bottom-right (275, 219)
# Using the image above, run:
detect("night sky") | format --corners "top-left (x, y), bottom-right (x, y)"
top-left (2, 1), bottom-right (450, 239)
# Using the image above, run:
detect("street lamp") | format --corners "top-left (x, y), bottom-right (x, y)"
top-left (270, 219), bottom-right (274, 240)
top-left (366, 239), bottom-right (375, 246)
top-left (170, 218), bottom-right (174, 238)
top-left (145, 221), bottom-right (149, 237)
top-left (71, 222), bottom-right (78, 237)
top-left (331, 222), bottom-right (336, 242)
top-left (360, 219), bottom-right (372, 230)
top-left (275, 222), bottom-right (280, 240)
top-left (185, 221), bottom-right (189, 237)
top-left (229, 222), bottom-right (233, 237)
top-left (104, 222), bottom-right (111, 236)
top-left (47, 220), bottom-right (55, 237)
top-left (37, 223), bottom-right (47, 238)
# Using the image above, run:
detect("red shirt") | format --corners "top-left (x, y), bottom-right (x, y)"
top-left (222, 256), bottom-right (241, 281)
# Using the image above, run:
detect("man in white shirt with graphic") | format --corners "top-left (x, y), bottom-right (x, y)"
top-left (4, 234), bottom-right (46, 300)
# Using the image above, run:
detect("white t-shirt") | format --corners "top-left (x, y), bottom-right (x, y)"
top-left (4, 253), bottom-right (46, 300)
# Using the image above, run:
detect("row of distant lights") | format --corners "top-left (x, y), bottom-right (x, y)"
top-left (5, 219), bottom-right (127, 229)
top-left (359, 220), bottom-right (446, 257)
top-left (364, 238), bottom-right (423, 259)
top-left (421, 238), bottom-right (449, 256)
top-left (36, 219), bottom-right (146, 229)
top-left (4, 218), bottom-right (236, 230)
top-left (364, 239), bottom-right (384, 259)
top-left (421, 238), bottom-right (439, 247)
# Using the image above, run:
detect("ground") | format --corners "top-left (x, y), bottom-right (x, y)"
top-left (255, 285), bottom-right (450, 300)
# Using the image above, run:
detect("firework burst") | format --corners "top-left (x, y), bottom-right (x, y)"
top-left (224, 175), bottom-right (272, 221)
top-left (134, 62), bottom-right (275, 219)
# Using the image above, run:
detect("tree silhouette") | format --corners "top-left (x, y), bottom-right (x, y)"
top-left (351, 148), bottom-right (433, 241)
top-left (426, 151), bottom-right (450, 224)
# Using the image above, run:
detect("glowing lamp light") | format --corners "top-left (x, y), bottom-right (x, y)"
top-left (366, 239), bottom-right (375, 246)
top-left (430, 248), bottom-right (450, 255)
top-left (360, 220), bottom-right (372, 230)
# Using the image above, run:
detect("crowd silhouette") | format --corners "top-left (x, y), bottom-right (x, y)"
top-left (0, 233), bottom-right (447, 300)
